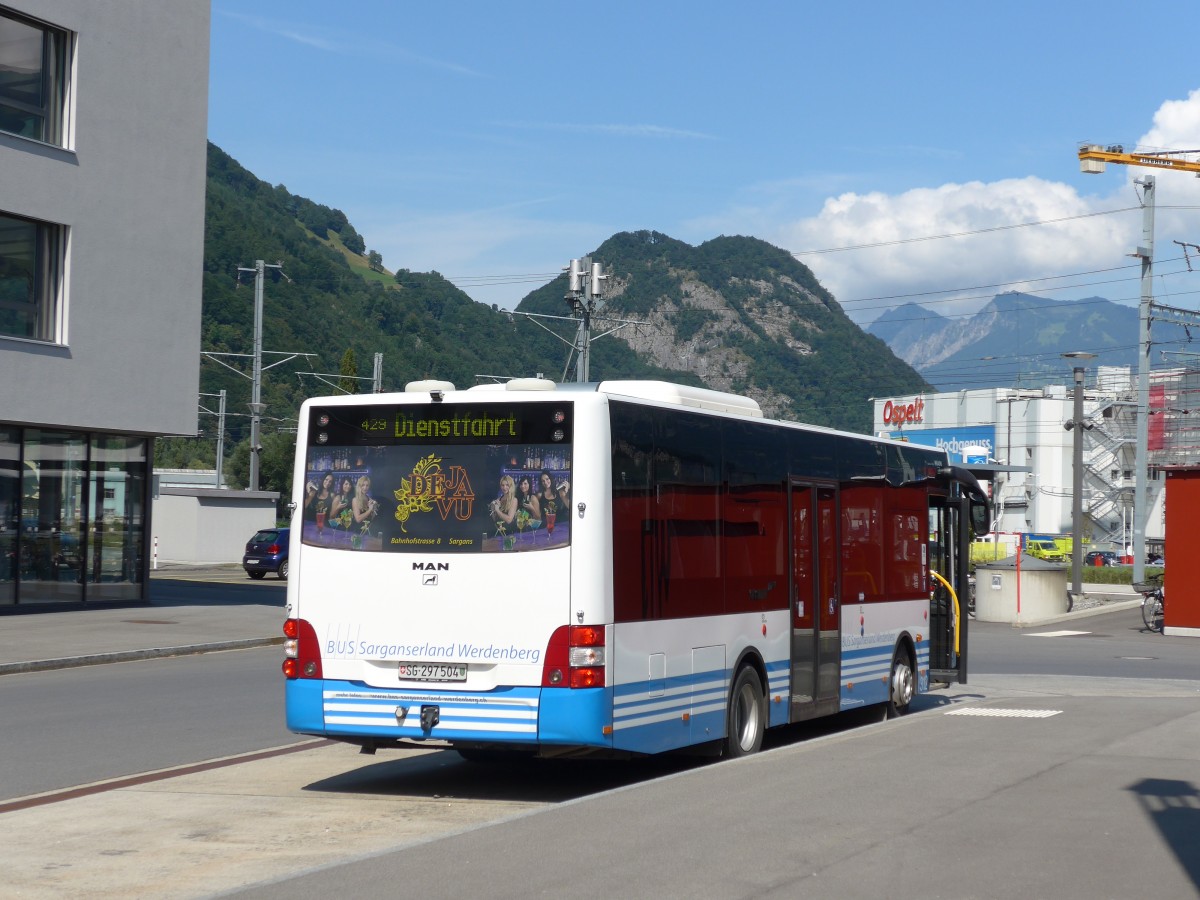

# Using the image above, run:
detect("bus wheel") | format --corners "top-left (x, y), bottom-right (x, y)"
top-left (887, 646), bottom-right (914, 718)
top-left (725, 666), bottom-right (765, 757)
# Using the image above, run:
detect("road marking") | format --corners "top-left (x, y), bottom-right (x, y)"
top-left (1025, 630), bottom-right (1091, 638)
top-left (945, 708), bottom-right (1063, 718)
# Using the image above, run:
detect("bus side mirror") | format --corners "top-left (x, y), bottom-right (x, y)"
top-left (970, 500), bottom-right (990, 537)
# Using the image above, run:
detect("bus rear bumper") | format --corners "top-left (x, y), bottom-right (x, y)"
top-left (285, 679), bottom-right (613, 749)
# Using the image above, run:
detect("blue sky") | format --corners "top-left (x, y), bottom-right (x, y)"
top-left (209, 2), bottom-right (1200, 323)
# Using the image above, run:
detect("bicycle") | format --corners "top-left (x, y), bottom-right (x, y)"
top-left (1133, 573), bottom-right (1164, 633)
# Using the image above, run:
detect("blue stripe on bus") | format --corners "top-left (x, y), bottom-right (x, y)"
top-left (286, 654), bottom-right (797, 751)
top-left (286, 679), bottom-right (615, 748)
top-left (766, 659), bottom-right (790, 727)
top-left (839, 638), bottom-right (930, 710)
top-left (610, 659), bottom-right (789, 753)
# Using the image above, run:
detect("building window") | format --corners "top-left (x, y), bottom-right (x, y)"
top-left (0, 211), bottom-right (64, 342)
top-left (0, 427), bottom-right (148, 606)
top-left (0, 7), bottom-right (68, 146)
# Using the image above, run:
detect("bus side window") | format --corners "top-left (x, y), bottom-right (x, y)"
top-left (887, 487), bottom-right (927, 598)
top-left (611, 403), bottom-right (654, 622)
top-left (840, 485), bottom-right (882, 602)
top-left (656, 413), bottom-right (722, 619)
top-left (724, 420), bottom-right (786, 613)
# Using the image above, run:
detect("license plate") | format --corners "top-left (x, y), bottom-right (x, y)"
top-left (245, 558), bottom-right (259, 564)
top-left (398, 662), bottom-right (467, 682)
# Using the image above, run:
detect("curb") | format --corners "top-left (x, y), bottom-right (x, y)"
top-left (0, 637), bottom-right (283, 676)
top-left (996, 598), bottom-right (1145, 629)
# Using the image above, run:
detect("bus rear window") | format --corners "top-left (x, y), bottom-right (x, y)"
top-left (300, 401), bottom-right (572, 553)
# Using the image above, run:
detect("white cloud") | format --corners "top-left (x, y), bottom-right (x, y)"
top-left (748, 90), bottom-right (1200, 325)
top-left (775, 177), bottom-right (1136, 322)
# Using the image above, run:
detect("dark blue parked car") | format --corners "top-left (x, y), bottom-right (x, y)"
top-left (243, 527), bottom-right (289, 580)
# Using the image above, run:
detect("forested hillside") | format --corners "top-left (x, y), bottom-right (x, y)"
top-left (160, 144), bottom-right (930, 508)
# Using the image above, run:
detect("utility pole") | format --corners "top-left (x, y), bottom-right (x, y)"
top-left (509, 258), bottom-right (645, 382)
top-left (1132, 179), bottom-right (1154, 585)
top-left (238, 260), bottom-right (271, 492)
top-left (373, 352), bottom-right (383, 393)
top-left (1063, 351), bottom-right (1095, 607)
top-left (564, 257), bottom-right (607, 382)
top-left (198, 389), bottom-right (227, 487)
top-left (202, 260), bottom-right (306, 492)
top-left (216, 389), bottom-right (226, 488)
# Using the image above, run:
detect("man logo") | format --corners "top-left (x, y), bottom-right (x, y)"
top-left (414, 563), bottom-right (446, 587)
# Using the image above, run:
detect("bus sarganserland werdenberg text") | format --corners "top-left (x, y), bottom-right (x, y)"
top-left (283, 379), bottom-right (988, 760)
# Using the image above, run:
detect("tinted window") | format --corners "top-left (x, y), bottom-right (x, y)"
top-left (302, 401), bottom-right (572, 553)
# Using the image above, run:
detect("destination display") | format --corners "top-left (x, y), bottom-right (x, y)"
top-left (301, 402), bottom-right (573, 553)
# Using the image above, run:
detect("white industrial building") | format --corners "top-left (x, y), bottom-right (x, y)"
top-left (870, 366), bottom-right (1199, 554)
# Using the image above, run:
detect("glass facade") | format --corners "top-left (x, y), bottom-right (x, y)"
top-left (0, 425), bottom-right (148, 605)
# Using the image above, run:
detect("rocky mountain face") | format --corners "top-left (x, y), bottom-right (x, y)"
top-left (867, 292), bottom-right (1189, 391)
top-left (518, 231), bottom-right (929, 431)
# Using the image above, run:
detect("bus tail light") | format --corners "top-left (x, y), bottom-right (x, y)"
top-left (541, 624), bottom-right (606, 688)
top-left (282, 617), bottom-right (322, 679)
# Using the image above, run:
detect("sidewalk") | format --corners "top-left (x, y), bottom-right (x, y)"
top-left (0, 573), bottom-right (1139, 677)
top-left (0, 564), bottom-right (286, 676)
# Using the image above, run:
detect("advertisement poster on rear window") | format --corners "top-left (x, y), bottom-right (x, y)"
top-left (300, 442), bottom-right (572, 553)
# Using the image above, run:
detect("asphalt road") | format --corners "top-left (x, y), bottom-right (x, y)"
top-left (1, 588), bottom-right (1197, 899)
top-left (231, 678), bottom-right (1200, 900)
top-left (0, 646), bottom-right (292, 802)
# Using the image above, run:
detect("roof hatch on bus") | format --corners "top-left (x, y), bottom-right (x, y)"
top-left (597, 380), bottom-right (763, 418)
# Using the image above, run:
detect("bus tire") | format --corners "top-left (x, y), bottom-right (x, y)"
top-left (887, 644), bottom-right (915, 719)
top-left (725, 665), bottom-right (765, 757)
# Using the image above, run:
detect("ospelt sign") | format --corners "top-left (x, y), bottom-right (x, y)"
top-left (881, 397), bottom-right (924, 427)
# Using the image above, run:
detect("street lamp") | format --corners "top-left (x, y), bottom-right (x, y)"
top-left (1063, 351), bottom-right (1096, 608)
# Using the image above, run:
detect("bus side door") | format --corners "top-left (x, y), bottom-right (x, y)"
top-left (790, 482), bottom-right (841, 721)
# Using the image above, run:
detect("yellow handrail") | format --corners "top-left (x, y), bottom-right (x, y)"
top-left (929, 571), bottom-right (960, 655)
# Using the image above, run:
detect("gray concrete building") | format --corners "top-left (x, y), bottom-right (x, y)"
top-left (1, 1), bottom-right (210, 604)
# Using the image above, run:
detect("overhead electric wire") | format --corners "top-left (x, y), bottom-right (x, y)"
top-left (791, 206), bottom-right (1142, 256)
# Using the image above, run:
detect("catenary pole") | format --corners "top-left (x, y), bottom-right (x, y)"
top-left (1132, 178), bottom-right (1154, 585)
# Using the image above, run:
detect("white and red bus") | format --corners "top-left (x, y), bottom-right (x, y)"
top-left (283, 379), bottom-right (986, 758)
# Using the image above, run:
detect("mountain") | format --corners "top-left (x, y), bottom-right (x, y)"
top-left (868, 291), bottom-right (1192, 391)
top-left (166, 144), bottom-right (934, 497)
top-left (517, 230), bottom-right (929, 429)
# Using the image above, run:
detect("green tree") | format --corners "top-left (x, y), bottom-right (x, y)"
top-left (339, 348), bottom-right (359, 394)
top-left (367, 250), bottom-right (383, 272)
top-left (154, 436), bottom-right (216, 470)
top-left (226, 432), bottom-right (296, 517)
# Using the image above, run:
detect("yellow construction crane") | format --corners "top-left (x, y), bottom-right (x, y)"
top-left (1078, 143), bottom-right (1200, 175)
